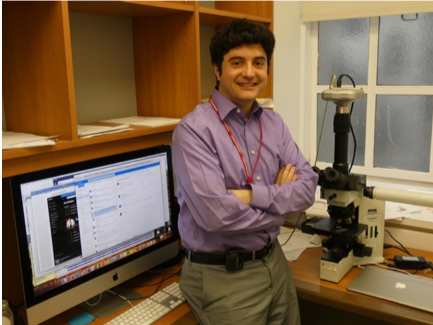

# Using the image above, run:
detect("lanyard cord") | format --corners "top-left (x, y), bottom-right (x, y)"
top-left (209, 96), bottom-right (263, 184)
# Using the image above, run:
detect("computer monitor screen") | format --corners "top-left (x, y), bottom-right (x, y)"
top-left (10, 145), bottom-right (179, 325)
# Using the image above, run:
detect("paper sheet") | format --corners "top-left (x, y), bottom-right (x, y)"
top-left (278, 227), bottom-right (322, 261)
top-left (257, 98), bottom-right (274, 109)
top-left (100, 116), bottom-right (181, 127)
top-left (2, 131), bottom-right (57, 150)
top-left (78, 124), bottom-right (132, 138)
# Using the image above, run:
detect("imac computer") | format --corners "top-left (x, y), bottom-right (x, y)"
top-left (10, 145), bottom-right (180, 325)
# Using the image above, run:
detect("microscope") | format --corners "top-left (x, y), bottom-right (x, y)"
top-left (311, 75), bottom-right (433, 283)
top-left (311, 76), bottom-right (385, 283)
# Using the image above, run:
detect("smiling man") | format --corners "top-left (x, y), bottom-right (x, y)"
top-left (214, 43), bottom-right (267, 118)
top-left (172, 19), bottom-right (318, 325)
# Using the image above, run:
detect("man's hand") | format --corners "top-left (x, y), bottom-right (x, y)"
top-left (229, 189), bottom-right (252, 205)
top-left (229, 164), bottom-right (296, 205)
top-left (275, 164), bottom-right (297, 186)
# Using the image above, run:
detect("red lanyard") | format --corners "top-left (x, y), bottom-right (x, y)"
top-left (209, 96), bottom-right (263, 184)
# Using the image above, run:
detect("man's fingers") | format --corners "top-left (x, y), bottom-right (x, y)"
top-left (275, 164), bottom-right (297, 185)
top-left (286, 165), bottom-right (296, 182)
top-left (281, 164), bottom-right (296, 183)
top-left (280, 164), bottom-right (290, 182)
top-left (275, 166), bottom-right (284, 185)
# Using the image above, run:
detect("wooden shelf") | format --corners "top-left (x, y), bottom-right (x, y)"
top-left (68, 1), bottom-right (195, 17)
top-left (199, 7), bottom-right (272, 27)
top-left (2, 125), bottom-right (176, 178)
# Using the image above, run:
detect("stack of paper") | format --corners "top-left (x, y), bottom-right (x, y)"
top-left (100, 116), bottom-right (181, 127)
top-left (385, 201), bottom-right (433, 222)
top-left (277, 227), bottom-right (321, 261)
top-left (2, 131), bottom-right (58, 150)
top-left (257, 98), bottom-right (274, 109)
top-left (78, 124), bottom-right (132, 138)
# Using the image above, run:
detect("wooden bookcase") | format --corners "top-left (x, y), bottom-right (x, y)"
top-left (2, 1), bottom-right (273, 178)
top-left (2, 1), bottom-right (273, 308)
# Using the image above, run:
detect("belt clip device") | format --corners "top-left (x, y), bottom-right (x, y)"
top-left (226, 248), bottom-right (244, 272)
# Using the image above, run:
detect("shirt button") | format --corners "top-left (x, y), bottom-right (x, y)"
top-left (256, 176), bottom-right (261, 181)
top-left (237, 109), bottom-right (241, 113)
top-left (251, 150), bottom-right (256, 155)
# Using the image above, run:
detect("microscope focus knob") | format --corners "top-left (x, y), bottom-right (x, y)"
top-left (364, 246), bottom-right (373, 257)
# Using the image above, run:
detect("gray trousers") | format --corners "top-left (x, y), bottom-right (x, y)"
top-left (180, 241), bottom-right (301, 325)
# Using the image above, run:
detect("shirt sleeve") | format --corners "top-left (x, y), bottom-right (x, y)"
top-left (172, 119), bottom-right (284, 236)
top-left (249, 117), bottom-right (319, 215)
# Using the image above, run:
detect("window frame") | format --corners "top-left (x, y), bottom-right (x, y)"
top-left (309, 17), bottom-right (433, 184)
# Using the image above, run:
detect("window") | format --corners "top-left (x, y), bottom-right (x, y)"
top-left (311, 14), bottom-right (433, 183)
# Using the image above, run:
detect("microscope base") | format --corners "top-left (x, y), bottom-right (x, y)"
top-left (320, 250), bottom-right (354, 283)
top-left (320, 250), bottom-right (386, 283)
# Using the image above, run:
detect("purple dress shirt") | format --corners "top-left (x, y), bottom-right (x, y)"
top-left (172, 89), bottom-right (318, 253)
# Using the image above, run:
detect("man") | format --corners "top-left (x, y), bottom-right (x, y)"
top-left (172, 18), bottom-right (318, 325)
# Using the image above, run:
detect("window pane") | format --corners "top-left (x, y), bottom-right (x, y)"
top-left (317, 94), bottom-right (366, 166)
top-left (378, 13), bottom-right (433, 85)
top-left (318, 19), bottom-right (369, 86)
top-left (374, 95), bottom-right (433, 172)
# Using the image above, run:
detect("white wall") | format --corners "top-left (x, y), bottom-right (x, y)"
top-left (273, 1), bottom-right (310, 156)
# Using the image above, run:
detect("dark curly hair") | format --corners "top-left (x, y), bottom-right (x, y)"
top-left (210, 18), bottom-right (275, 87)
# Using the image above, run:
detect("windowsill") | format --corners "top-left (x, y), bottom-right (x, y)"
top-left (385, 218), bottom-right (433, 233)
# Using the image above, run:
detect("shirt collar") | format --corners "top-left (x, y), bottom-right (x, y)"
top-left (211, 88), bottom-right (263, 120)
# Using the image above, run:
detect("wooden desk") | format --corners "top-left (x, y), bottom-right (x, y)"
top-left (19, 264), bottom-right (198, 325)
top-left (19, 247), bottom-right (433, 325)
top-left (290, 246), bottom-right (433, 325)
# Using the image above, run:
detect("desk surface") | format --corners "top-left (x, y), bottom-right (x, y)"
top-left (34, 266), bottom-right (197, 325)
top-left (290, 246), bottom-right (433, 325)
top-left (25, 246), bottom-right (433, 325)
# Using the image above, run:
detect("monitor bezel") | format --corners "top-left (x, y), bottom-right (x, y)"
top-left (10, 144), bottom-right (179, 324)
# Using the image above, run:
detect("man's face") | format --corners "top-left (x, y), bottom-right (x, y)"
top-left (213, 44), bottom-right (268, 112)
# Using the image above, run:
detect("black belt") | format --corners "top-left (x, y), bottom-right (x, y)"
top-left (185, 242), bottom-right (274, 271)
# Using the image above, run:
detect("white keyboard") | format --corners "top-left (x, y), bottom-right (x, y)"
top-left (105, 282), bottom-right (185, 325)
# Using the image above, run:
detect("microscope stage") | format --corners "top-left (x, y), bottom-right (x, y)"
top-left (312, 218), bottom-right (367, 238)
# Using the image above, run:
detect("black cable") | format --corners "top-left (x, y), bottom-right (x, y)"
top-left (384, 244), bottom-right (410, 255)
top-left (349, 102), bottom-right (357, 173)
top-left (315, 75), bottom-right (335, 167)
top-left (281, 212), bottom-right (304, 247)
top-left (387, 258), bottom-right (431, 275)
top-left (337, 74), bottom-right (357, 173)
top-left (384, 230), bottom-right (413, 256)
top-left (336, 74), bottom-right (355, 88)
top-left (413, 262), bottom-right (431, 273)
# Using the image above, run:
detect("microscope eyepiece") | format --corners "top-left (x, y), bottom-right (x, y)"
top-left (324, 167), bottom-right (348, 190)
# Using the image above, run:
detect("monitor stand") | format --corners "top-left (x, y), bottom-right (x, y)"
top-left (79, 286), bottom-right (143, 319)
